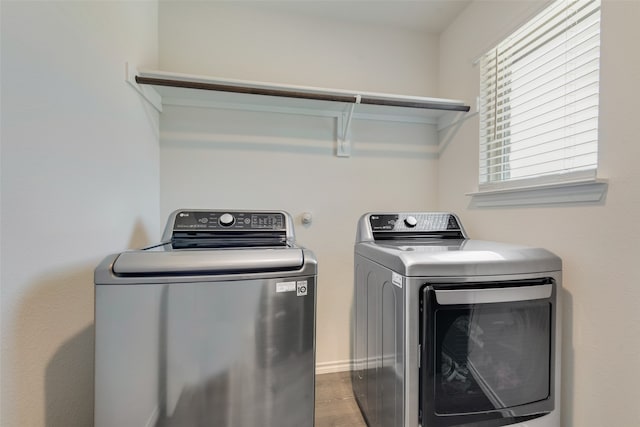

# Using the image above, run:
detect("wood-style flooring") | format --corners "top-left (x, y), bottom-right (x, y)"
top-left (315, 371), bottom-right (367, 427)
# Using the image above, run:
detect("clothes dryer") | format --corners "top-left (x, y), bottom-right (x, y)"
top-left (353, 212), bottom-right (561, 427)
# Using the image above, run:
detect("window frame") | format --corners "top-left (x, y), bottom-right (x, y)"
top-left (470, 0), bottom-right (607, 207)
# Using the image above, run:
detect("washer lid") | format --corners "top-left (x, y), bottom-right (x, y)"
top-left (112, 247), bottom-right (305, 276)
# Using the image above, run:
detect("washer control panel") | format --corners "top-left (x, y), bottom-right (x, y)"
top-left (173, 211), bottom-right (286, 231)
top-left (369, 213), bottom-right (461, 232)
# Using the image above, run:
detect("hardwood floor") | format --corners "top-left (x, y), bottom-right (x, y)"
top-left (315, 371), bottom-right (367, 427)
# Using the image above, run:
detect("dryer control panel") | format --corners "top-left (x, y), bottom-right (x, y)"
top-left (357, 212), bottom-right (467, 242)
top-left (369, 213), bottom-right (460, 232)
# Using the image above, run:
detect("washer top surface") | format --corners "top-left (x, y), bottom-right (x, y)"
top-left (355, 212), bottom-right (561, 277)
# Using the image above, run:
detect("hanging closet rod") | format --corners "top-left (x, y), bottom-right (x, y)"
top-left (135, 76), bottom-right (471, 112)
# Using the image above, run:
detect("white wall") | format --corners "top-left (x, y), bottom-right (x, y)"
top-left (158, 2), bottom-right (441, 367)
top-left (159, 1), bottom-right (439, 96)
top-left (0, 2), bottom-right (159, 426)
top-left (438, 1), bottom-right (640, 426)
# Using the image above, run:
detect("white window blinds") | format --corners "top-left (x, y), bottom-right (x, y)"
top-left (479, 0), bottom-right (601, 189)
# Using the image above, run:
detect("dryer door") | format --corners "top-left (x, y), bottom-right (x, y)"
top-left (419, 278), bottom-right (556, 427)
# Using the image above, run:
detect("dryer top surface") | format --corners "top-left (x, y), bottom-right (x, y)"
top-left (355, 239), bottom-right (561, 277)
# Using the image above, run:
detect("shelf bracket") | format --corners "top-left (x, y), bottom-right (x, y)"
top-left (336, 95), bottom-right (360, 157)
top-left (125, 62), bottom-right (162, 112)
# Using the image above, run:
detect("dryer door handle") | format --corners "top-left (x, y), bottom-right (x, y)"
top-left (434, 284), bottom-right (553, 305)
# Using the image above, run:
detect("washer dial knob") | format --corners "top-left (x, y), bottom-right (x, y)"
top-left (404, 216), bottom-right (418, 228)
top-left (219, 213), bottom-right (235, 227)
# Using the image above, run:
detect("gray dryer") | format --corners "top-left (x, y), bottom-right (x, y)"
top-left (353, 212), bottom-right (561, 427)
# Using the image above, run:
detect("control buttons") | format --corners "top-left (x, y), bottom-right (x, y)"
top-left (219, 213), bottom-right (235, 227)
top-left (404, 216), bottom-right (418, 228)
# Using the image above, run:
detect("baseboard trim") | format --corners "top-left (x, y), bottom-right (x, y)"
top-left (316, 359), bottom-right (352, 375)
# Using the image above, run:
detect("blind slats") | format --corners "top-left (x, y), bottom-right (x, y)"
top-left (480, 80), bottom-right (599, 127)
top-left (481, 100), bottom-right (599, 140)
top-left (482, 39), bottom-right (600, 104)
top-left (480, 0), bottom-right (600, 79)
top-left (481, 126), bottom-right (599, 161)
top-left (479, 0), bottom-right (600, 186)
top-left (481, 31), bottom-right (600, 108)
top-left (481, 154), bottom-right (598, 181)
top-left (480, 125), bottom-right (599, 157)
top-left (481, 138), bottom-right (598, 169)
top-left (481, 17), bottom-right (600, 84)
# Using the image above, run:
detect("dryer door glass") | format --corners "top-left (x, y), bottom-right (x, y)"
top-left (434, 300), bottom-right (550, 414)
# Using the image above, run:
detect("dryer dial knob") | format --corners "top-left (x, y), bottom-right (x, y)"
top-left (404, 216), bottom-right (418, 228)
top-left (219, 213), bottom-right (235, 227)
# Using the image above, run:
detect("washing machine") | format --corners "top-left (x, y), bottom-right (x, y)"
top-left (94, 210), bottom-right (316, 427)
top-left (352, 212), bottom-right (561, 427)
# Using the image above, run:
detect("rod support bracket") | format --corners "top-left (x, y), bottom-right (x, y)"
top-left (336, 95), bottom-right (361, 157)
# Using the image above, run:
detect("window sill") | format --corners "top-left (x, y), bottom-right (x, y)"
top-left (467, 178), bottom-right (608, 208)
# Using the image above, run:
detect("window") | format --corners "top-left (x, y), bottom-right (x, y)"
top-left (479, 0), bottom-right (601, 191)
